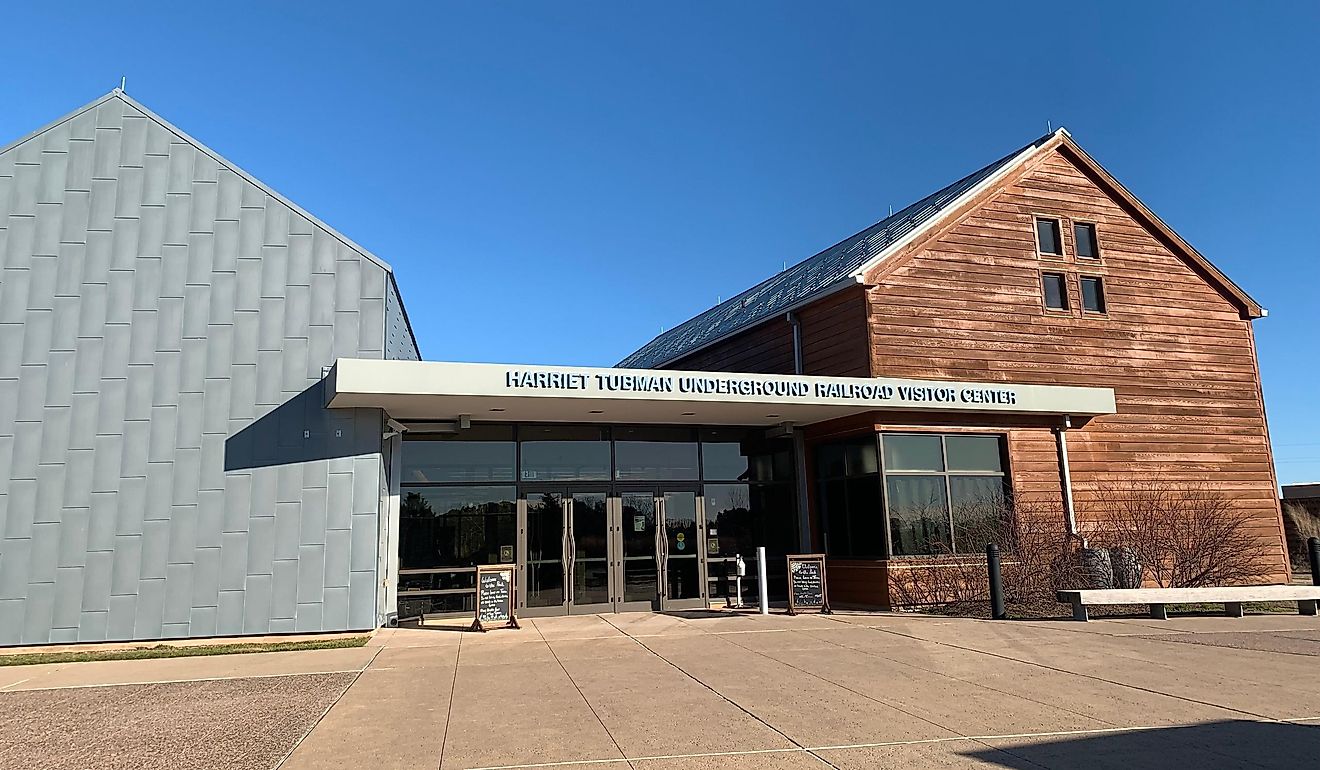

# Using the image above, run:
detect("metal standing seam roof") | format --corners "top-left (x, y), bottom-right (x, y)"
top-left (617, 131), bottom-right (1060, 370)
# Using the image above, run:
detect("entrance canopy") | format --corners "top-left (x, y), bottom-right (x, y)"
top-left (325, 359), bottom-right (1116, 426)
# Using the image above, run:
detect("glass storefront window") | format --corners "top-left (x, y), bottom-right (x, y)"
top-left (701, 428), bottom-right (793, 482)
top-left (885, 475), bottom-right (950, 556)
top-left (398, 486), bottom-right (516, 569)
top-left (614, 427), bottom-right (699, 480)
top-left (945, 435), bottom-right (1004, 472)
top-left (519, 425), bottom-right (611, 481)
top-left (815, 436), bottom-right (884, 558)
top-left (815, 432), bottom-right (1010, 558)
top-left (882, 434), bottom-right (944, 472)
top-left (401, 426), bottom-right (515, 482)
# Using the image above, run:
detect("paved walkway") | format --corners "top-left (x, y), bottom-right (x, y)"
top-left (3, 611), bottom-right (1320, 768)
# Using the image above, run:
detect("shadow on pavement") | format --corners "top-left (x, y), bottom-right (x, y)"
top-left (961, 720), bottom-right (1320, 768)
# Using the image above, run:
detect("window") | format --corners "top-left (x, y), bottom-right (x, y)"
top-left (1074, 222), bottom-right (1099, 259)
top-left (815, 437), bottom-right (885, 558)
top-left (1042, 273), bottom-right (1069, 311)
top-left (519, 425), bottom-right (611, 481)
top-left (613, 427), bottom-right (698, 480)
top-left (1081, 276), bottom-right (1106, 313)
top-left (882, 434), bottom-right (1008, 556)
top-left (1035, 217), bottom-right (1062, 256)
top-left (401, 426), bottom-right (515, 483)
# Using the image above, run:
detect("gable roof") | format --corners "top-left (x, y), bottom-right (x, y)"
top-left (0, 89), bottom-right (422, 356)
top-left (617, 131), bottom-right (1058, 369)
top-left (619, 129), bottom-right (1264, 370)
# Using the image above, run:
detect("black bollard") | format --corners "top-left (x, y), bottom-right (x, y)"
top-left (987, 543), bottom-right (1006, 620)
top-left (1309, 537), bottom-right (1320, 587)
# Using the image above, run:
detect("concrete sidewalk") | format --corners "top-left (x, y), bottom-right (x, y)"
top-left (4, 611), bottom-right (1320, 769)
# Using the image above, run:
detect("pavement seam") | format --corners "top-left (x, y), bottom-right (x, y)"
top-left (706, 626), bottom-right (1031, 767)
top-left (600, 614), bottom-right (843, 770)
top-left (538, 618), bottom-right (636, 770)
top-left (1129, 631), bottom-right (1320, 659)
top-left (272, 647), bottom-right (384, 770)
top-left (796, 625), bottom-right (1138, 728)
top-left (851, 621), bottom-right (1285, 722)
top-left (436, 628), bottom-right (464, 770)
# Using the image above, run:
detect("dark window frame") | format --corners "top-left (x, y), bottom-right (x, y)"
top-left (814, 435), bottom-right (886, 559)
top-left (1041, 271), bottom-right (1070, 312)
top-left (1035, 216), bottom-right (1064, 257)
top-left (1080, 274), bottom-right (1107, 314)
top-left (881, 432), bottom-right (1010, 557)
top-left (1073, 221), bottom-right (1101, 260)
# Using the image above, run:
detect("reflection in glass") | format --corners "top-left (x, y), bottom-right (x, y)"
top-left (520, 427), bottom-right (611, 481)
top-left (571, 492), bottom-right (610, 606)
top-left (398, 487), bottom-right (515, 569)
top-left (887, 475), bottom-right (951, 555)
top-left (951, 476), bottom-right (1008, 549)
top-left (401, 427), bottom-right (515, 482)
top-left (882, 435), bottom-right (944, 472)
top-left (944, 435), bottom-right (1003, 472)
top-left (664, 492), bottom-right (699, 601)
top-left (620, 493), bottom-right (659, 603)
top-left (614, 428), bottom-right (699, 480)
top-left (704, 482), bottom-right (792, 601)
top-left (526, 493), bottom-right (565, 607)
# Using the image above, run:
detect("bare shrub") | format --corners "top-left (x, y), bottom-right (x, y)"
top-left (1086, 480), bottom-right (1276, 588)
top-left (1282, 501), bottom-right (1320, 571)
top-left (886, 495), bottom-right (1083, 614)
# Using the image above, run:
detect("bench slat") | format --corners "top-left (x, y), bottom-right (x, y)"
top-left (1057, 586), bottom-right (1320, 604)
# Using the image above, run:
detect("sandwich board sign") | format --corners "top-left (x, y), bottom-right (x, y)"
top-left (471, 564), bottom-right (519, 632)
top-left (786, 554), bottom-right (831, 615)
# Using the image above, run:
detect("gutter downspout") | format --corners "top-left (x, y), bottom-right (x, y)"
top-left (1055, 415), bottom-right (1084, 547)
top-left (785, 311), bottom-right (811, 551)
top-left (786, 311), bottom-right (804, 375)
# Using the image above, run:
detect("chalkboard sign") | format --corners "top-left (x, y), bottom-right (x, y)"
top-left (471, 565), bottom-right (519, 632)
top-left (786, 554), bottom-right (831, 615)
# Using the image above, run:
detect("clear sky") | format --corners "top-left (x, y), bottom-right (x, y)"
top-left (1, 2), bottom-right (1317, 483)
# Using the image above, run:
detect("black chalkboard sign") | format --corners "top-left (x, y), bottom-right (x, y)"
top-left (471, 565), bottom-right (519, 632)
top-left (786, 554), bottom-right (831, 615)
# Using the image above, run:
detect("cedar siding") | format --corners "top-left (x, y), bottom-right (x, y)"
top-left (862, 145), bottom-right (1286, 581)
top-left (660, 140), bottom-right (1286, 599)
top-left (667, 286), bottom-right (870, 377)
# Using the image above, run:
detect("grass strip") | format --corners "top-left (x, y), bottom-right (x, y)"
top-left (0, 635), bottom-right (371, 667)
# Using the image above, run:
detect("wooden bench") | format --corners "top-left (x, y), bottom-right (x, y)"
top-left (1056, 586), bottom-right (1320, 622)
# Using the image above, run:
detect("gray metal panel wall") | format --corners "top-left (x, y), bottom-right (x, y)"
top-left (0, 93), bottom-right (392, 645)
top-left (384, 274), bottom-right (419, 361)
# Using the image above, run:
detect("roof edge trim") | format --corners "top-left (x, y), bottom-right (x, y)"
top-left (628, 274), bottom-right (865, 370)
top-left (847, 130), bottom-right (1063, 281)
top-left (629, 129), bottom-right (1068, 370)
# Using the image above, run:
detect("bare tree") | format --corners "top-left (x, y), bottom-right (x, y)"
top-left (1086, 480), bottom-right (1275, 588)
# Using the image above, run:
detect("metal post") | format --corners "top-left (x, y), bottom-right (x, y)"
top-left (733, 554), bottom-right (743, 608)
top-left (1308, 537), bottom-right (1320, 587)
top-left (987, 543), bottom-right (1006, 620)
top-left (756, 546), bottom-right (769, 615)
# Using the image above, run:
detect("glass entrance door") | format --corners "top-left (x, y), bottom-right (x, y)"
top-left (660, 491), bottom-right (705, 610)
top-left (521, 489), bottom-right (614, 615)
top-left (569, 491), bottom-right (612, 614)
top-left (618, 493), bottom-right (661, 611)
top-left (522, 487), bottom-right (707, 615)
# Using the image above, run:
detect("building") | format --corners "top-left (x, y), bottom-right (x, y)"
top-left (0, 90), bottom-right (1287, 645)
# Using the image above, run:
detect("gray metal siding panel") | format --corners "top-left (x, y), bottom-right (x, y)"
top-left (0, 93), bottom-right (393, 644)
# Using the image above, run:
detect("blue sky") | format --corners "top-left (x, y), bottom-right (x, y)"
top-left (1, 2), bottom-right (1317, 483)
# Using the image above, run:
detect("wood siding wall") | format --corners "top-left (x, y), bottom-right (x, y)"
top-left (862, 147), bottom-right (1286, 581)
top-left (665, 287), bottom-right (870, 376)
